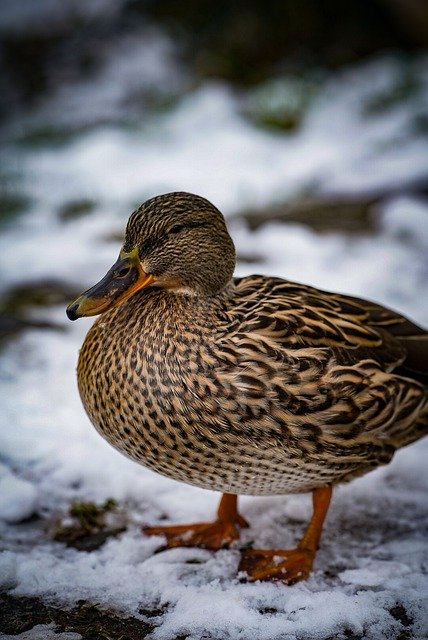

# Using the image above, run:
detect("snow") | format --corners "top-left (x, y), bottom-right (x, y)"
top-left (1, 626), bottom-right (82, 640)
top-left (0, 471), bottom-right (38, 523)
top-left (0, 51), bottom-right (428, 639)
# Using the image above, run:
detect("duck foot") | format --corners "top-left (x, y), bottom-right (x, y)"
top-left (240, 485), bottom-right (332, 584)
top-left (144, 519), bottom-right (243, 550)
top-left (239, 548), bottom-right (314, 584)
top-left (143, 493), bottom-right (248, 550)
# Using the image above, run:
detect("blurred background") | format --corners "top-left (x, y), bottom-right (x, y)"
top-left (0, 2), bottom-right (428, 635)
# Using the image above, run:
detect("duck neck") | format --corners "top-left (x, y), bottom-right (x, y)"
top-left (161, 280), bottom-right (235, 326)
top-left (124, 279), bottom-right (234, 337)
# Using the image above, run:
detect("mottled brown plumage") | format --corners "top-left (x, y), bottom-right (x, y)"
top-left (68, 192), bottom-right (428, 583)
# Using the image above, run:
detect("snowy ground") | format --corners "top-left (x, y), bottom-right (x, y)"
top-left (1, 52), bottom-right (428, 639)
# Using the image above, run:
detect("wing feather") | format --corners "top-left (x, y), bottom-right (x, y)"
top-left (223, 276), bottom-right (427, 457)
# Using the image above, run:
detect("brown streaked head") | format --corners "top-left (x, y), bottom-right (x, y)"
top-left (66, 192), bottom-right (236, 320)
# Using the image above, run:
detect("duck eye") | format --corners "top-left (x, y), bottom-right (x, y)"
top-left (170, 224), bottom-right (185, 235)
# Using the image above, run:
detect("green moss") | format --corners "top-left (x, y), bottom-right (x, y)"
top-left (53, 498), bottom-right (126, 551)
top-left (242, 75), bottom-right (320, 132)
top-left (70, 498), bottom-right (118, 531)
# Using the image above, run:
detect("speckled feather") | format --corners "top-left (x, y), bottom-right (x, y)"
top-left (76, 193), bottom-right (428, 496)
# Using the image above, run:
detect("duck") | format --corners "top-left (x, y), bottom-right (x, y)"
top-left (66, 191), bottom-right (428, 583)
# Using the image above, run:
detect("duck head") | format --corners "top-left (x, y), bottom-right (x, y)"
top-left (66, 192), bottom-right (236, 320)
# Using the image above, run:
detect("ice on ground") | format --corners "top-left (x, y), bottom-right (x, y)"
top-left (0, 52), bottom-right (428, 639)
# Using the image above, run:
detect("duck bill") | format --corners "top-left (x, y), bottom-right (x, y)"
top-left (66, 248), bottom-right (154, 320)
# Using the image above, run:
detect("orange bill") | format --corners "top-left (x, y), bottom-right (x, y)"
top-left (66, 248), bottom-right (154, 320)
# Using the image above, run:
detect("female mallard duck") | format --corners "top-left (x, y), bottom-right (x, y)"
top-left (67, 192), bottom-right (428, 583)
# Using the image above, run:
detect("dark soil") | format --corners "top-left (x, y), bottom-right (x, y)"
top-left (0, 593), bottom-right (154, 639)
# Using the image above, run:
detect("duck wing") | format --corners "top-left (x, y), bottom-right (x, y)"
top-left (223, 276), bottom-right (427, 453)
top-left (329, 290), bottom-right (428, 381)
top-left (232, 276), bottom-right (427, 378)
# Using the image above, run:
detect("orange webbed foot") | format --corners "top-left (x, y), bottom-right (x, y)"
top-left (144, 517), bottom-right (246, 550)
top-left (143, 493), bottom-right (248, 550)
top-left (239, 548), bottom-right (315, 584)
top-left (239, 485), bottom-right (332, 584)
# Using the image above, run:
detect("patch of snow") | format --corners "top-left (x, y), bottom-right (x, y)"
top-left (339, 562), bottom-right (411, 587)
top-left (0, 474), bottom-right (38, 523)
top-left (379, 195), bottom-right (428, 246)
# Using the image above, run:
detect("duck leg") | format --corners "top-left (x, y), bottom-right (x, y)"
top-left (239, 485), bottom-right (332, 584)
top-left (143, 493), bottom-right (249, 550)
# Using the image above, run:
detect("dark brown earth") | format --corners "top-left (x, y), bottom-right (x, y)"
top-left (0, 593), bottom-right (155, 639)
